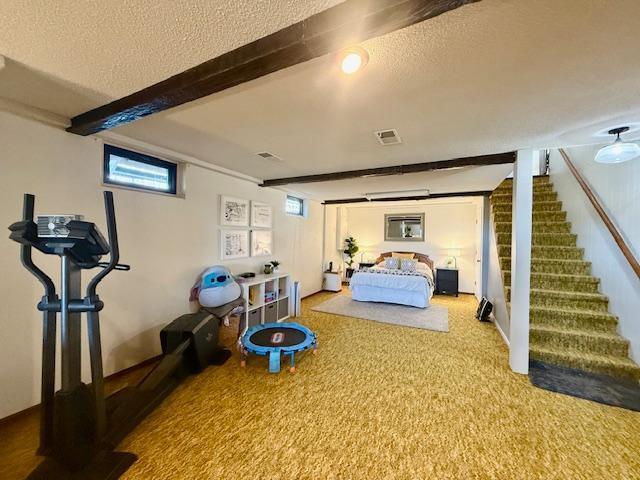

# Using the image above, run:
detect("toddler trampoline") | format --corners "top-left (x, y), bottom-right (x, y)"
top-left (240, 322), bottom-right (317, 373)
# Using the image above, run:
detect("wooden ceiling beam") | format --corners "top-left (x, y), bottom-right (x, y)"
top-left (67, 0), bottom-right (479, 136)
top-left (260, 152), bottom-right (516, 187)
top-left (322, 190), bottom-right (492, 204)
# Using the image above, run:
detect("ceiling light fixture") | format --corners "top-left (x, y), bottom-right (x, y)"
top-left (338, 46), bottom-right (369, 75)
top-left (594, 126), bottom-right (640, 164)
top-left (364, 189), bottom-right (429, 201)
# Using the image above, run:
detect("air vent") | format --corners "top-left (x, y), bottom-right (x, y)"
top-left (256, 152), bottom-right (282, 161)
top-left (374, 129), bottom-right (402, 146)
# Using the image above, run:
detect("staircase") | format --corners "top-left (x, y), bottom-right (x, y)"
top-left (491, 176), bottom-right (640, 382)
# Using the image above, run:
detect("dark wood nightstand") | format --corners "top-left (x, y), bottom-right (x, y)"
top-left (435, 268), bottom-right (459, 296)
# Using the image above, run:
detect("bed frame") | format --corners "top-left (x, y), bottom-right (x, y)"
top-left (374, 251), bottom-right (435, 273)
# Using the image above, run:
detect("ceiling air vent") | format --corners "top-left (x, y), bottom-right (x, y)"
top-left (256, 152), bottom-right (282, 161)
top-left (374, 129), bottom-right (402, 146)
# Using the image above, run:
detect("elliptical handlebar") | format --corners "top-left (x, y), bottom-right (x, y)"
top-left (19, 194), bottom-right (56, 298)
top-left (86, 191), bottom-right (126, 298)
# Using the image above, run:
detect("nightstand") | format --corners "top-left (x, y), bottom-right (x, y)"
top-left (435, 268), bottom-right (459, 297)
top-left (359, 262), bottom-right (376, 269)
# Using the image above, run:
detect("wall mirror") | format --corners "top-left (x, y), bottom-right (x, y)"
top-left (384, 213), bottom-right (425, 241)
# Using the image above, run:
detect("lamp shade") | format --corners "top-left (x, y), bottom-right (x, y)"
top-left (594, 140), bottom-right (640, 164)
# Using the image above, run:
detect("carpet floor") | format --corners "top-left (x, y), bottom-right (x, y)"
top-left (2, 293), bottom-right (640, 479)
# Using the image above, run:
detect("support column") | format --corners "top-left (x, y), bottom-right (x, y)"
top-left (509, 149), bottom-right (535, 374)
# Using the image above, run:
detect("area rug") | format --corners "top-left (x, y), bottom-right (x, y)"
top-left (311, 295), bottom-right (448, 332)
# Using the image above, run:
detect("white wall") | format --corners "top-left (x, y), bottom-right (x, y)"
top-left (325, 199), bottom-right (482, 293)
top-left (0, 111), bottom-right (324, 418)
top-left (549, 146), bottom-right (640, 363)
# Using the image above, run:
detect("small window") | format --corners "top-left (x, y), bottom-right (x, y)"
top-left (285, 195), bottom-right (304, 216)
top-left (103, 145), bottom-right (178, 195)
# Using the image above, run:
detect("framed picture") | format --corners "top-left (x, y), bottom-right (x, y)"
top-left (251, 201), bottom-right (273, 228)
top-left (220, 196), bottom-right (249, 226)
top-left (251, 230), bottom-right (273, 257)
top-left (221, 230), bottom-right (250, 260)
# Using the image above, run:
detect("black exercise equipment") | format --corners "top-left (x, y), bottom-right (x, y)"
top-left (9, 191), bottom-right (235, 479)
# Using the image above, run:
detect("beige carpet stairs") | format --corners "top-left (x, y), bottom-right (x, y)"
top-left (491, 176), bottom-right (640, 382)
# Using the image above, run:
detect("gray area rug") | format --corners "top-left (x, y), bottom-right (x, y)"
top-left (311, 295), bottom-right (448, 332)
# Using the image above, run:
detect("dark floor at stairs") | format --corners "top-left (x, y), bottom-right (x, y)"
top-left (491, 176), bottom-right (640, 383)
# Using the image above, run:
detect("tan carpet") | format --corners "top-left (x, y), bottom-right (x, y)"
top-left (110, 292), bottom-right (640, 479)
top-left (311, 294), bottom-right (448, 332)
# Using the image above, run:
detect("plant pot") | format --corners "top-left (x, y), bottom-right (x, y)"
top-left (264, 265), bottom-right (273, 274)
top-left (345, 268), bottom-right (355, 279)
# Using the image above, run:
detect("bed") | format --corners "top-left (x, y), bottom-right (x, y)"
top-left (349, 252), bottom-right (435, 308)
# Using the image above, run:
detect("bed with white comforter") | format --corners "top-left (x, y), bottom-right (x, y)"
top-left (349, 253), bottom-right (435, 308)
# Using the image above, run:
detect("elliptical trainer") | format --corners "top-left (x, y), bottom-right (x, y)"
top-left (9, 191), bottom-right (235, 479)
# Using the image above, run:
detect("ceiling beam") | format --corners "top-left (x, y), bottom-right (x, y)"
top-left (323, 190), bottom-right (492, 204)
top-left (260, 152), bottom-right (516, 187)
top-left (66, 0), bottom-right (479, 136)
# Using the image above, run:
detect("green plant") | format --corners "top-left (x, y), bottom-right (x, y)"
top-left (343, 236), bottom-right (359, 268)
top-left (270, 260), bottom-right (280, 269)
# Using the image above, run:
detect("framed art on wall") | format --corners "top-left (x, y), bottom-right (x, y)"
top-left (251, 201), bottom-right (273, 228)
top-left (220, 196), bottom-right (249, 226)
top-left (251, 230), bottom-right (273, 257)
top-left (221, 229), bottom-right (250, 260)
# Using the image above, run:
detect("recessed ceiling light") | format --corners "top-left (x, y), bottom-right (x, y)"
top-left (338, 46), bottom-right (369, 75)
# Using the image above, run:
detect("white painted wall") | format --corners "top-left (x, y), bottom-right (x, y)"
top-left (0, 111), bottom-right (324, 418)
top-left (324, 199), bottom-right (482, 293)
top-left (549, 146), bottom-right (640, 363)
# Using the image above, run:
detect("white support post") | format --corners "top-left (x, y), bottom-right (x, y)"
top-left (509, 149), bottom-right (535, 374)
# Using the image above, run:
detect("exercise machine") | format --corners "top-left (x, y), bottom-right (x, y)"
top-left (9, 191), bottom-right (238, 479)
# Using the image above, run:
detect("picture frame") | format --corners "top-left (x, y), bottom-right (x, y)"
top-left (251, 201), bottom-right (273, 228)
top-left (220, 196), bottom-right (249, 226)
top-left (221, 229), bottom-right (250, 260)
top-left (251, 230), bottom-right (273, 257)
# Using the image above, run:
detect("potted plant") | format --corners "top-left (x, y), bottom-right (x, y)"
top-left (270, 260), bottom-right (280, 273)
top-left (343, 236), bottom-right (359, 279)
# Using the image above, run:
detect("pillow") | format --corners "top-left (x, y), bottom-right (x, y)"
top-left (400, 259), bottom-right (418, 272)
top-left (416, 262), bottom-right (429, 271)
top-left (392, 252), bottom-right (415, 260)
top-left (384, 257), bottom-right (400, 269)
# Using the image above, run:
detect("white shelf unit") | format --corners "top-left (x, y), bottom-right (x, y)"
top-left (238, 273), bottom-right (292, 336)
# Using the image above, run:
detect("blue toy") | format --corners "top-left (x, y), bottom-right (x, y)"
top-left (240, 322), bottom-right (317, 373)
top-left (194, 266), bottom-right (241, 308)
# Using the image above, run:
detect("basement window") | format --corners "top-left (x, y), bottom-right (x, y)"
top-left (285, 195), bottom-right (305, 216)
top-left (103, 145), bottom-right (178, 195)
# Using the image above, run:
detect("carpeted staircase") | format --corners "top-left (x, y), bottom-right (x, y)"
top-left (491, 176), bottom-right (640, 382)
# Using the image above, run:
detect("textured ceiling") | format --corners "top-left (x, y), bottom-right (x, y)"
top-left (2, 0), bottom-right (640, 200)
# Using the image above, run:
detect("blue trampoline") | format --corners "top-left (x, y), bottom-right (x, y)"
top-left (240, 322), bottom-right (317, 373)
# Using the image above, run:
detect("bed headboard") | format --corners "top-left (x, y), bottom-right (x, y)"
top-left (374, 252), bottom-right (434, 272)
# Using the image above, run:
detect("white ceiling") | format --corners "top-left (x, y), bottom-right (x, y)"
top-left (2, 0), bottom-right (640, 201)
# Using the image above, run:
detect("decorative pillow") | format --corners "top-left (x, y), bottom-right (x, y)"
top-left (392, 252), bottom-right (415, 260)
top-left (400, 259), bottom-right (418, 272)
top-left (384, 257), bottom-right (400, 269)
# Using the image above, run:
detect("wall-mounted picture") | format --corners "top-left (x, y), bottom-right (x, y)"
top-left (251, 230), bottom-right (273, 257)
top-left (220, 196), bottom-right (249, 226)
top-left (221, 229), bottom-right (249, 260)
top-left (251, 201), bottom-right (273, 228)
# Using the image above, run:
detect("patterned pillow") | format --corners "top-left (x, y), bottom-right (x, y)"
top-left (384, 257), bottom-right (400, 269)
top-left (400, 259), bottom-right (418, 272)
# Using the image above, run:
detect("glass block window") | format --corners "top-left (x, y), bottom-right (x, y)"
top-left (103, 145), bottom-right (177, 194)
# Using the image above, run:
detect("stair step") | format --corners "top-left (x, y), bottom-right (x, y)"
top-left (530, 325), bottom-right (629, 357)
top-left (503, 271), bottom-right (599, 293)
top-left (491, 191), bottom-right (558, 204)
top-left (494, 221), bottom-right (572, 234)
top-left (494, 211), bottom-right (567, 223)
top-left (505, 288), bottom-right (609, 311)
top-left (493, 183), bottom-right (554, 194)
top-left (496, 232), bottom-right (577, 247)
top-left (498, 176), bottom-right (551, 186)
top-left (498, 245), bottom-right (584, 260)
top-left (492, 200), bottom-right (563, 214)
top-left (530, 306), bottom-right (618, 334)
top-left (529, 345), bottom-right (640, 382)
top-left (501, 258), bottom-right (592, 275)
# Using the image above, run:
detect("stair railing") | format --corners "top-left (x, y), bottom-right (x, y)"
top-left (558, 148), bottom-right (640, 280)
